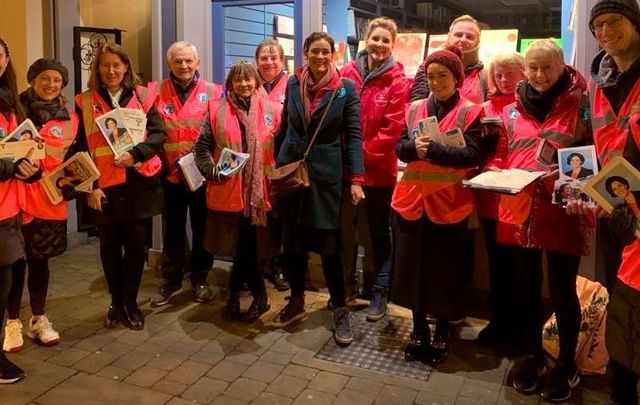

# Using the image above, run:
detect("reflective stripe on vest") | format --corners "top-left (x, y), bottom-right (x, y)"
top-left (206, 97), bottom-right (277, 212)
top-left (589, 77), bottom-right (640, 166)
top-left (75, 87), bottom-right (162, 189)
top-left (392, 96), bottom-right (480, 224)
top-left (0, 113), bottom-right (20, 221)
top-left (460, 68), bottom-right (485, 104)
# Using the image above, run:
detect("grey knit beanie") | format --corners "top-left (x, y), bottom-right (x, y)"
top-left (589, 0), bottom-right (640, 36)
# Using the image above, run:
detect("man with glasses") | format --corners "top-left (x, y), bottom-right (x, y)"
top-left (584, 1), bottom-right (640, 404)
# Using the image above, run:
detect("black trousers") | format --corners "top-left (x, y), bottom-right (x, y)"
top-left (97, 220), bottom-right (148, 307)
top-left (7, 258), bottom-right (49, 318)
top-left (228, 216), bottom-right (266, 297)
top-left (288, 249), bottom-right (346, 308)
top-left (610, 359), bottom-right (639, 405)
top-left (514, 248), bottom-right (581, 365)
top-left (161, 181), bottom-right (213, 285)
top-left (0, 263), bottom-right (13, 344)
top-left (596, 217), bottom-right (624, 293)
top-left (481, 219), bottom-right (517, 329)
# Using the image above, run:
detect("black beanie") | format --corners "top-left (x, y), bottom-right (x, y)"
top-left (27, 58), bottom-right (69, 87)
top-left (589, 0), bottom-right (640, 36)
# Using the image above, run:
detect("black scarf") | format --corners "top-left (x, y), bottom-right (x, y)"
top-left (19, 88), bottom-right (70, 128)
top-left (518, 69), bottom-right (571, 124)
top-left (0, 86), bottom-right (15, 121)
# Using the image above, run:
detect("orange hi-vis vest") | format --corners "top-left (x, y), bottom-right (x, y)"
top-left (460, 68), bottom-right (486, 105)
top-left (75, 86), bottom-right (162, 189)
top-left (258, 74), bottom-right (288, 105)
top-left (205, 96), bottom-right (281, 212)
top-left (20, 115), bottom-right (79, 223)
top-left (0, 112), bottom-right (19, 221)
top-left (498, 91), bottom-right (590, 227)
top-left (391, 96), bottom-right (482, 224)
top-left (149, 78), bottom-right (223, 183)
top-left (589, 77), bottom-right (640, 167)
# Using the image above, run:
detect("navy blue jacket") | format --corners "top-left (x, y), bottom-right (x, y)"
top-left (275, 74), bottom-right (364, 230)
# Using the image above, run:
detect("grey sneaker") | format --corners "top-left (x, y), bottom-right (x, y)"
top-left (333, 307), bottom-right (353, 346)
top-left (150, 282), bottom-right (182, 307)
top-left (366, 286), bottom-right (387, 321)
top-left (193, 283), bottom-right (214, 303)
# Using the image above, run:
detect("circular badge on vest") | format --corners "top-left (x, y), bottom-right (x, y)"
top-left (337, 88), bottom-right (347, 98)
top-left (508, 108), bottom-right (519, 120)
top-left (265, 113), bottom-right (273, 126)
top-left (94, 104), bottom-right (103, 113)
top-left (198, 93), bottom-right (208, 103)
top-left (50, 126), bottom-right (63, 138)
top-left (374, 92), bottom-right (388, 107)
top-left (164, 104), bottom-right (175, 114)
top-left (0, 127), bottom-right (6, 140)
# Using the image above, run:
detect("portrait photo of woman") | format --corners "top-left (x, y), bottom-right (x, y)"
top-left (606, 176), bottom-right (640, 223)
top-left (564, 152), bottom-right (594, 180)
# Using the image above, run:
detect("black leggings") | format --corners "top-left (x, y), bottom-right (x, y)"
top-left (610, 359), bottom-right (639, 405)
top-left (288, 250), bottom-right (346, 308)
top-left (97, 220), bottom-right (148, 307)
top-left (228, 217), bottom-right (266, 297)
top-left (7, 258), bottom-right (49, 319)
top-left (514, 248), bottom-right (581, 365)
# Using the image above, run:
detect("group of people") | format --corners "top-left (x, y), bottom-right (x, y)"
top-left (0, 0), bottom-right (639, 404)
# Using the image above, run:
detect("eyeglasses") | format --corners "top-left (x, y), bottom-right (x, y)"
top-left (592, 15), bottom-right (624, 33)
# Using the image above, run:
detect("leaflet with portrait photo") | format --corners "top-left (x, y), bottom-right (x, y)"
top-left (42, 152), bottom-right (100, 205)
top-left (216, 147), bottom-right (250, 177)
top-left (0, 119), bottom-right (46, 161)
top-left (95, 108), bottom-right (146, 156)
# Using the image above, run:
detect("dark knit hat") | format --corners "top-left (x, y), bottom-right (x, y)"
top-left (589, 0), bottom-right (640, 36)
top-left (424, 46), bottom-right (465, 88)
top-left (27, 58), bottom-right (69, 87)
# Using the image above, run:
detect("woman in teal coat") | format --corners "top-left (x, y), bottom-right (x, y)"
top-left (271, 32), bottom-right (364, 346)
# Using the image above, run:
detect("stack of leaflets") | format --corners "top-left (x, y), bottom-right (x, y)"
top-left (95, 108), bottom-right (147, 156)
top-left (177, 152), bottom-right (205, 192)
top-left (462, 168), bottom-right (546, 194)
top-left (216, 147), bottom-right (250, 177)
top-left (0, 119), bottom-right (46, 161)
top-left (42, 152), bottom-right (100, 205)
top-left (552, 145), bottom-right (598, 208)
top-left (413, 116), bottom-right (466, 148)
top-left (584, 156), bottom-right (640, 239)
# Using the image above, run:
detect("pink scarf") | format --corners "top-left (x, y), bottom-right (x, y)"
top-left (228, 91), bottom-right (267, 227)
top-left (300, 64), bottom-right (337, 125)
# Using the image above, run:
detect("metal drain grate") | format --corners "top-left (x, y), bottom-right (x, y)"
top-left (315, 311), bottom-right (433, 380)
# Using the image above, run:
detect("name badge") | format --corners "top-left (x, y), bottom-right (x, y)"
top-left (198, 93), bottom-right (208, 103)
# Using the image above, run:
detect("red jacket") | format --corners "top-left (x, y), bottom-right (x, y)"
top-left (258, 73), bottom-right (288, 105)
top-left (341, 57), bottom-right (409, 186)
top-left (20, 115), bottom-right (79, 223)
top-left (0, 113), bottom-right (19, 221)
top-left (496, 67), bottom-right (592, 256)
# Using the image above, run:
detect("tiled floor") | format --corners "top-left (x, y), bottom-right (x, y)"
top-left (2, 239), bottom-right (610, 404)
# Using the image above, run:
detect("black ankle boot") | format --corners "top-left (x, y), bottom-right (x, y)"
top-left (405, 331), bottom-right (431, 362)
top-left (123, 300), bottom-right (144, 331)
top-left (104, 302), bottom-right (123, 329)
top-left (223, 292), bottom-right (241, 321)
top-left (243, 294), bottom-right (270, 322)
top-left (431, 320), bottom-right (450, 365)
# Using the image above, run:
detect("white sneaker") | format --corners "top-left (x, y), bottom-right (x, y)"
top-left (27, 315), bottom-right (60, 347)
top-left (2, 320), bottom-right (24, 353)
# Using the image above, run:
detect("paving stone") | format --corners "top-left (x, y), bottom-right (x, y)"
top-left (346, 377), bottom-right (384, 394)
top-left (292, 389), bottom-right (335, 405)
top-left (72, 351), bottom-right (119, 373)
top-left (147, 351), bottom-right (189, 371)
top-left (227, 350), bottom-right (260, 365)
top-left (46, 347), bottom-right (91, 367)
top-left (307, 371), bottom-right (349, 394)
top-left (265, 374), bottom-right (308, 398)
top-left (96, 365), bottom-right (133, 381)
top-left (73, 334), bottom-right (114, 352)
top-left (252, 392), bottom-right (293, 405)
top-left (190, 347), bottom-right (225, 365)
top-left (208, 359), bottom-right (249, 382)
top-left (497, 387), bottom-right (539, 405)
top-left (373, 384), bottom-right (417, 405)
top-left (422, 371), bottom-right (465, 398)
top-left (181, 376), bottom-right (229, 403)
top-left (282, 364), bottom-right (319, 380)
top-left (211, 395), bottom-right (250, 405)
top-left (125, 366), bottom-right (168, 387)
top-left (35, 372), bottom-right (171, 404)
top-left (333, 387), bottom-right (377, 405)
top-left (22, 344), bottom-right (66, 362)
top-left (415, 391), bottom-right (456, 405)
top-left (225, 377), bottom-right (268, 401)
top-left (260, 350), bottom-right (295, 366)
top-left (100, 341), bottom-right (136, 357)
top-left (166, 340), bottom-right (205, 356)
top-left (0, 357), bottom-right (76, 404)
top-left (112, 350), bottom-right (155, 370)
top-left (270, 338), bottom-right (302, 355)
top-left (454, 397), bottom-right (485, 405)
top-left (133, 342), bottom-right (166, 356)
top-left (459, 379), bottom-right (501, 403)
top-left (115, 329), bottom-right (152, 346)
top-left (165, 397), bottom-right (198, 405)
top-left (243, 360), bottom-right (285, 383)
top-left (164, 359), bottom-right (211, 385)
top-left (152, 378), bottom-right (189, 397)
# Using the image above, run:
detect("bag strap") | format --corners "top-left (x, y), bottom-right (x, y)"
top-left (302, 86), bottom-right (340, 161)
